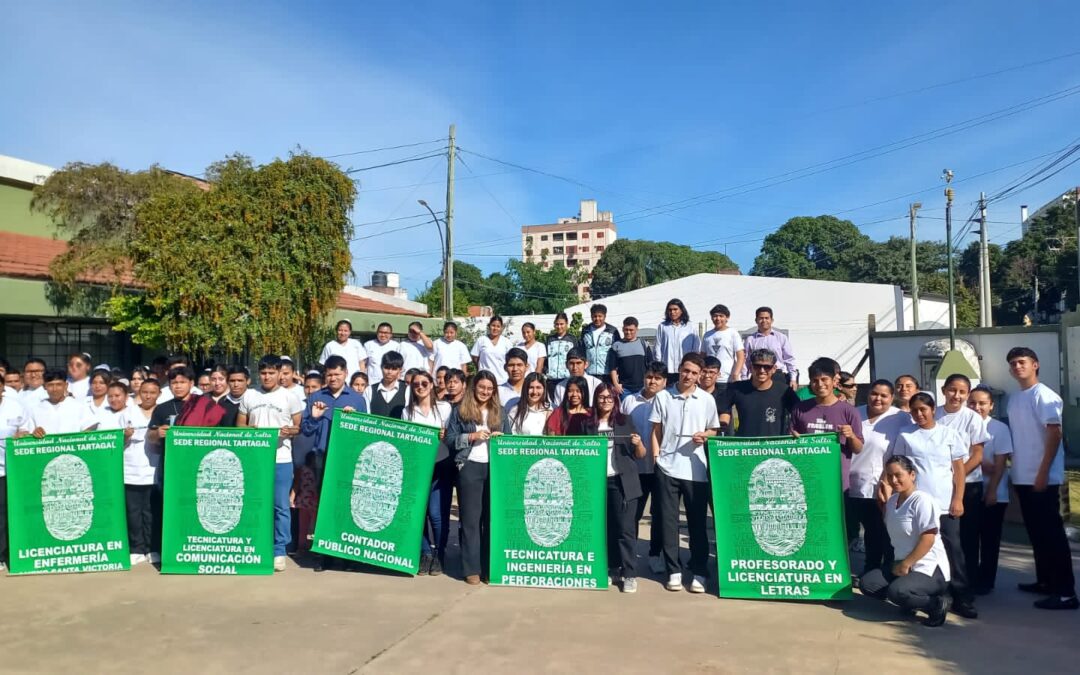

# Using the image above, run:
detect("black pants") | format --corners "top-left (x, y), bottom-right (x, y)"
top-left (846, 495), bottom-right (892, 574)
top-left (607, 477), bottom-right (639, 577)
top-left (457, 461), bottom-right (490, 579)
top-left (125, 484), bottom-right (155, 555)
top-left (1015, 484), bottom-right (1077, 597)
top-left (939, 513), bottom-right (972, 603)
top-left (0, 476), bottom-right (7, 565)
top-left (977, 502), bottom-right (1008, 589)
top-left (860, 566), bottom-right (947, 612)
top-left (634, 473), bottom-right (662, 557)
top-left (959, 482), bottom-right (984, 585)
top-left (151, 483), bottom-right (164, 554)
top-left (655, 469), bottom-right (710, 577)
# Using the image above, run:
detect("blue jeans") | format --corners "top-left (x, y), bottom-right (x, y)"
top-left (274, 463), bottom-right (294, 557)
top-left (422, 458), bottom-right (456, 559)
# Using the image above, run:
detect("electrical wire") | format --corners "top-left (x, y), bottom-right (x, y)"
top-left (323, 139), bottom-right (446, 160)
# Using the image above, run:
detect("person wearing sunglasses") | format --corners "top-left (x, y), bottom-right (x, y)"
top-left (838, 371), bottom-right (858, 403)
top-left (717, 348), bottom-right (800, 437)
top-left (401, 371), bottom-right (452, 576)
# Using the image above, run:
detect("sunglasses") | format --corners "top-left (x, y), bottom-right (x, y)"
top-left (751, 363), bottom-right (773, 371)
top-left (412, 380), bottom-right (432, 388)
top-left (840, 382), bottom-right (856, 388)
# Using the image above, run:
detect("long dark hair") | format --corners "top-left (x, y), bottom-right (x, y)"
top-left (561, 376), bottom-right (591, 411)
top-left (512, 372), bottom-right (550, 431)
top-left (590, 383), bottom-right (625, 426)
top-left (405, 370), bottom-right (443, 424)
top-left (664, 298), bottom-right (690, 325)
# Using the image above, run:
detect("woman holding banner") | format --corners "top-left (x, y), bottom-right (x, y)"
top-left (446, 370), bottom-right (510, 585)
top-left (508, 373), bottom-right (550, 435)
top-left (401, 371), bottom-right (453, 577)
top-left (860, 455), bottom-right (950, 627)
top-left (544, 376), bottom-right (591, 436)
top-left (587, 383), bottom-right (645, 593)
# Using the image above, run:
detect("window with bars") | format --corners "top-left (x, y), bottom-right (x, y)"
top-left (1, 320), bottom-right (126, 371)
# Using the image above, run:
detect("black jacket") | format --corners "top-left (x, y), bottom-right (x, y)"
top-left (584, 416), bottom-right (642, 502)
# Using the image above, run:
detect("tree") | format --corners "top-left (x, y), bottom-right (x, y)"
top-left (32, 152), bottom-right (357, 355)
top-left (415, 259), bottom-right (580, 316)
top-left (590, 239), bottom-right (738, 297)
top-left (995, 204), bottom-right (1077, 324)
top-left (414, 260), bottom-right (483, 316)
top-left (750, 215), bottom-right (871, 280)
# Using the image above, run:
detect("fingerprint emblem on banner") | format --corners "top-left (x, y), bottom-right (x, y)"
top-left (351, 441), bottom-right (403, 532)
top-left (748, 458), bottom-right (808, 556)
top-left (523, 458), bottom-right (573, 547)
top-left (196, 449), bottom-right (245, 534)
top-left (41, 454), bottom-right (94, 541)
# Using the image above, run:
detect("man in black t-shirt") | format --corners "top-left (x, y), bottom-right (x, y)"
top-left (608, 316), bottom-right (654, 398)
top-left (717, 348), bottom-right (800, 437)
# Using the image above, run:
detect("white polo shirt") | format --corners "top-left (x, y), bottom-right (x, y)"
top-left (887, 424), bottom-right (967, 511)
top-left (935, 406), bottom-right (990, 483)
top-left (648, 386), bottom-right (720, 482)
top-left (850, 406), bottom-right (909, 499)
top-left (1006, 382), bottom-right (1065, 486)
top-left (398, 339), bottom-right (433, 373)
top-left (0, 396), bottom-right (28, 477)
top-left (319, 338), bottom-right (369, 381)
top-left (983, 417), bottom-right (1013, 504)
top-left (885, 490), bottom-right (951, 581)
top-left (432, 338), bottom-right (472, 371)
top-left (517, 341), bottom-right (548, 372)
top-left (22, 397), bottom-right (100, 436)
top-left (363, 339), bottom-right (402, 383)
top-left (498, 381), bottom-right (523, 413)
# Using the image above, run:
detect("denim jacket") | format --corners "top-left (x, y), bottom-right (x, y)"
top-left (445, 406), bottom-right (512, 465)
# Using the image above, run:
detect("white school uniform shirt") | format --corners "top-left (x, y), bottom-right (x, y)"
top-left (0, 396), bottom-right (28, 477)
top-left (850, 406), bottom-right (908, 499)
top-left (887, 424), bottom-right (967, 511)
top-left (885, 490), bottom-right (951, 581)
top-left (22, 397), bottom-right (100, 435)
top-left (471, 336), bottom-right (512, 384)
top-left (621, 392), bottom-right (656, 474)
top-left (508, 405), bottom-right (549, 436)
top-left (649, 386), bottom-right (720, 482)
top-left (86, 396), bottom-right (110, 425)
top-left (935, 406), bottom-right (990, 484)
top-left (398, 339), bottom-right (433, 374)
top-left (432, 338), bottom-right (472, 372)
top-left (552, 374), bottom-right (602, 409)
top-left (1006, 382), bottom-right (1065, 486)
top-left (68, 377), bottom-right (90, 399)
top-left (98, 403), bottom-right (157, 485)
top-left (517, 341), bottom-right (547, 372)
top-left (319, 338), bottom-right (369, 381)
top-left (701, 327), bottom-right (744, 381)
top-left (363, 339), bottom-right (402, 384)
top-left (498, 381), bottom-right (523, 414)
top-left (401, 400), bottom-right (451, 429)
top-left (467, 409), bottom-right (492, 464)
top-left (240, 388), bottom-right (304, 463)
top-left (982, 417), bottom-right (1013, 504)
top-left (19, 386), bottom-right (48, 408)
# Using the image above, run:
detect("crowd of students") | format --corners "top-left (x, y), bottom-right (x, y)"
top-left (0, 304), bottom-right (1075, 628)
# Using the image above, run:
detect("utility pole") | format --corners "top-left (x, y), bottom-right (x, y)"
top-left (978, 192), bottom-right (992, 327)
top-left (1075, 187), bottom-right (1079, 313)
top-left (944, 170), bottom-right (956, 351)
top-left (909, 202), bottom-right (922, 329)
top-left (444, 124), bottom-right (456, 319)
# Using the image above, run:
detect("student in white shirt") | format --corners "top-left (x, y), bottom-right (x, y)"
top-left (431, 321), bottom-right (472, 374)
top-left (700, 303), bottom-right (745, 389)
top-left (649, 353), bottom-right (719, 594)
top-left (860, 455), bottom-right (950, 627)
top-left (935, 373), bottom-right (990, 601)
top-left (96, 382), bottom-right (146, 565)
top-left (654, 298), bottom-right (700, 386)
top-left (883, 392), bottom-right (976, 619)
top-left (19, 369), bottom-right (100, 437)
top-left (516, 322), bottom-right (547, 374)
top-left (552, 349), bottom-right (602, 408)
top-left (125, 379), bottom-right (161, 565)
top-left (67, 352), bottom-right (92, 399)
top-left (508, 373), bottom-right (551, 435)
top-left (19, 358), bottom-right (48, 409)
top-left (471, 316), bottom-right (512, 385)
top-left (0, 384), bottom-right (27, 569)
top-left (621, 361), bottom-right (668, 575)
top-left (401, 370), bottom-right (453, 576)
top-left (318, 319), bottom-right (369, 382)
top-left (497, 348), bottom-right (529, 412)
top-left (851, 379), bottom-right (907, 575)
top-left (363, 322), bottom-right (401, 384)
top-left (966, 385), bottom-right (1012, 594)
top-left (239, 356), bottom-right (304, 573)
top-left (85, 370), bottom-right (112, 422)
top-left (278, 357), bottom-right (305, 403)
top-left (398, 321), bottom-right (434, 373)
top-left (1004, 347), bottom-right (1077, 610)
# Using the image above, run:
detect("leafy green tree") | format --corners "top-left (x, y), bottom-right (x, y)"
top-left (590, 239), bottom-right (738, 297)
top-left (414, 260), bottom-right (481, 316)
top-left (415, 259), bottom-right (580, 316)
top-left (996, 204), bottom-right (1077, 323)
top-left (750, 215), bottom-right (871, 280)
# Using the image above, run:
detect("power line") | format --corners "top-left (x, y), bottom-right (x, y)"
top-left (353, 211), bottom-right (444, 228)
top-left (323, 139), bottom-right (446, 159)
top-left (344, 150), bottom-right (447, 174)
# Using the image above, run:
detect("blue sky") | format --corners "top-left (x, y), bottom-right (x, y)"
top-left (4, 0), bottom-right (1080, 295)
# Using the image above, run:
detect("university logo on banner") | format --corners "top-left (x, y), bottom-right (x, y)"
top-left (708, 433), bottom-right (852, 600)
top-left (7, 430), bottom-right (130, 574)
top-left (311, 411), bottom-right (440, 575)
top-left (489, 435), bottom-right (608, 590)
top-left (161, 427), bottom-right (278, 575)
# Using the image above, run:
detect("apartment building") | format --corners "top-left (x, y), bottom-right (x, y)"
top-left (521, 199), bottom-right (617, 299)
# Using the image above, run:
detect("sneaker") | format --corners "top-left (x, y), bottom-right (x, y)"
top-left (689, 575), bottom-right (707, 594)
top-left (273, 556), bottom-right (287, 572)
top-left (648, 556), bottom-right (665, 575)
top-left (417, 554), bottom-right (433, 576)
top-left (609, 569), bottom-right (623, 587)
top-left (1018, 581), bottom-right (1051, 595)
top-left (622, 577), bottom-right (638, 594)
top-left (922, 595), bottom-right (948, 627)
top-left (428, 556), bottom-right (443, 577)
top-left (1033, 595), bottom-right (1080, 610)
top-left (0, 561), bottom-right (8, 571)
top-left (665, 573), bottom-right (683, 591)
top-left (129, 553), bottom-right (147, 566)
top-left (465, 574), bottom-right (481, 586)
top-left (950, 601), bottom-right (978, 619)
top-left (148, 552), bottom-right (161, 565)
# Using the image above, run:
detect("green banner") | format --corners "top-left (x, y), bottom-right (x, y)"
top-left (708, 433), bottom-right (852, 601)
top-left (311, 411), bottom-right (440, 575)
top-left (161, 427), bottom-right (278, 575)
top-left (489, 435), bottom-right (608, 590)
top-left (6, 430), bottom-right (130, 575)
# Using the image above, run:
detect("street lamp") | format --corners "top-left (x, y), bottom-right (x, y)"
top-left (418, 199), bottom-right (449, 318)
